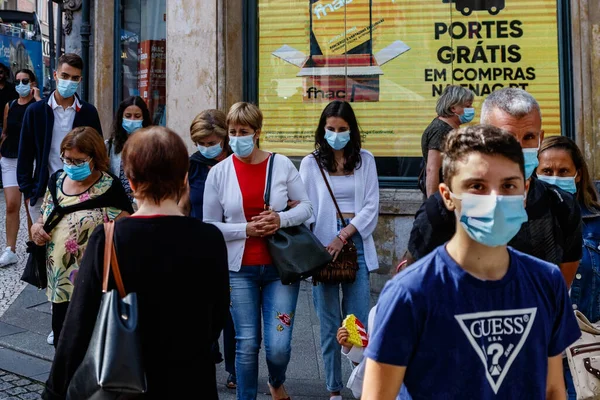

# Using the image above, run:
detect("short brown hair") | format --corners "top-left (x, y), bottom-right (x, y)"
top-left (58, 53), bottom-right (84, 71)
top-left (190, 109), bottom-right (227, 143)
top-left (442, 125), bottom-right (525, 188)
top-left (60, 127), bottom-right (108, 172)
top-left (122, 126), bottom-right (189, 204)
top-left (226, 102), bottom-right (262, 131)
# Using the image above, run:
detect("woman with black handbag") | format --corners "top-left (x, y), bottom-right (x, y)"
top-left (203, 102), bottom-right (313, 400)
top-left (299, 100), bottom-right (380, 400)
top-left (42, 127), bottom-right (230, 399)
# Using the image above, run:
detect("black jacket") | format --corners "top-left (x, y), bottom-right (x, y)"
top-left (408, 177), bottom-right (583, 265)
top-left (17, 92), bottom-right (102, 206)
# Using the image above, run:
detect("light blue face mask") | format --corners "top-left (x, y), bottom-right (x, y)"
top-left (522, 147), bottom-right (539, 180)
top-left (229, 134), bottom-right (255, 157)
top-left (63, 161), bottom-right (92, 181)
top-left (198, 142), bottom-right (222, 159)
top-left (459, 107), bottom-right (476, 124)
top-left (56, 78), bottom-right (79, 98)
top-left (122, 118), bottom-right (144, 134)
top-left (452, 192), bottom-right (528, 247)
top-left (15, 83), bottom-right (30, 97)
top-left (325, 129), bottom-right (351, 150)
top-left (537, 174), bottom-right (578, 194)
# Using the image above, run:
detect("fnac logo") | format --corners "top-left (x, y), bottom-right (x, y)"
top-left (444, 0), bottom-right (505, 16)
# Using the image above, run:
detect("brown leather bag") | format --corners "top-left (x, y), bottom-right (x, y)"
top-left (312, 155), bottom-right (359, 285)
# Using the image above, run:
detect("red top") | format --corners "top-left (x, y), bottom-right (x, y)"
top-left (233, 155), bottom-right (273, 266)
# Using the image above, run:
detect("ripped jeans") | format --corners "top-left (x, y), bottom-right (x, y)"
top-left (229, 265), bottom-right (300, 400)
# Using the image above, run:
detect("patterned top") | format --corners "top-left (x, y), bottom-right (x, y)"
top-left (41, 171), bottom-right (123, 303)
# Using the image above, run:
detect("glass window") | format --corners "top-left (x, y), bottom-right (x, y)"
top-left (256, 0), bottom-right (563, 183)
top-left (117, 0), bottom-right (166, 125)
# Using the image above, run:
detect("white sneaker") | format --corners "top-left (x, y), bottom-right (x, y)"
top-left (0, 247), bottom-right (17, 267)
top-left (47, 331), bottom-right (54, 345)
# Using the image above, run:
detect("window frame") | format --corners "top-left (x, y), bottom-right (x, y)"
top-left (243, 0), bottom-right (575, 189)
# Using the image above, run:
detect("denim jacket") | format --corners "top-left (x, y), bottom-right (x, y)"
top-left (570, 205), bottom-right (600, 323)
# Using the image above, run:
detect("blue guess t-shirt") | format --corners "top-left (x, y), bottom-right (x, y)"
top-left (365, 246), bottom-right (581, 399)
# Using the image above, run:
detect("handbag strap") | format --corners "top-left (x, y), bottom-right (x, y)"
top-left (263, 153), bottom-right (276, 209)
top-left (102, 221), bottom-right (126, 298)
top-left (314, 154), bottom-right (348, 228)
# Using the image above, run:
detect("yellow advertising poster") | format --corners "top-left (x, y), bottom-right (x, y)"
top-left (258, 0), bottom-right (560, 157)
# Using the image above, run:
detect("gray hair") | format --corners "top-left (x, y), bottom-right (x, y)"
top-left (480, 88), bottom-right (541, 124)
top-left (436, 85), bottom-right (475, 117)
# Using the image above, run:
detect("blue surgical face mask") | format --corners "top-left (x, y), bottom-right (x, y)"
top-left (15, 83), bottom-right (30, 97)
top-left (452, 192), bottom-right (528, 247)
top-left (522, 147), bottom-right (539, 180)
top-left (229, 134), bottom-right (255, 157)
top-left (56, 78), bottom-right (79, 98)
top-left (63, 161), bottom-right (92, 181)
top-left (325, 129), bottom-right (351, 150)
top-left (458, 108), bottom-right (476, 124)
top-left (122, 118), bottom-right (144, 134)
top-left (537, 174), bottom-right (578, 194)
top-left (198, 142), bottom-right (223, 159)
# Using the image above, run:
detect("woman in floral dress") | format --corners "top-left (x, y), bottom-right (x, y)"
top-left (30, 126), bottom-right (133, 348)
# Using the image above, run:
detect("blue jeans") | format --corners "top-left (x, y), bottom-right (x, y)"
top-left (229, 265), bottom-right (300, 400)
top-left (313, 231), bottom-right (371, 393)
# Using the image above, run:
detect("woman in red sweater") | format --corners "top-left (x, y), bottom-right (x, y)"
top-left (204, 102), bottom-right (313, 400)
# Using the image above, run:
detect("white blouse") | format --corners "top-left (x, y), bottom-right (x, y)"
top-left (299, 149), bottom-right (380, 271)
top-left (203, 153), bottom-right (313, 271)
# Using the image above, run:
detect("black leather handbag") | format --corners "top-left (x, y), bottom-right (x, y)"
top-left (66, 221), bottom-right (146, 399)
top-left (264, 153), bottom-right (332, 285)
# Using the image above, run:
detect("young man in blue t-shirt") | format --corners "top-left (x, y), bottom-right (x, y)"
top-left (363, 125), bottom-right (581, 399)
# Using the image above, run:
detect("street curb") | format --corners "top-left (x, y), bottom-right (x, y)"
top-left (0, 347), bottom-right (51, 383)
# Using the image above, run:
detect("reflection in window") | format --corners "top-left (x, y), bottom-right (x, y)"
top-left (119, 0), bottom-right (166, 125)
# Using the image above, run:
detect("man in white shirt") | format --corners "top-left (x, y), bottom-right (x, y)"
top-left (17, 53), bottom-right (102, 221)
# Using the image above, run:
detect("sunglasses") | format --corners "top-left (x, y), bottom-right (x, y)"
top-left (15, 78), bottom-right (30, 85)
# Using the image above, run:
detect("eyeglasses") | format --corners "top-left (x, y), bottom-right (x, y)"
top-left (15, 78), bottom-right (30, 85)
top-left (60, 155), bottom-right (91, 167)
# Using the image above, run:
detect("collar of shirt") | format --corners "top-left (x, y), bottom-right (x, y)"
top-left (47, 90), bottom-right (81, 112)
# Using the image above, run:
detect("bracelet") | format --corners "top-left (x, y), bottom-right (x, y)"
top-left (336, 234), bottom-right (347, 245)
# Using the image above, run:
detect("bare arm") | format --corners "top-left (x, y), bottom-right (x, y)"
top-left (559, 261), bottom-right (579, 289)
top-left (425, 149), bottom-right (442, 198)
top-left (546, 355), bottom-right (567, 400)
top-left (361, 358), bottom-right (406, 400)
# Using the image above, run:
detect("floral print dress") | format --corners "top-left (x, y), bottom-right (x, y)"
top-left (41, 172), bottom-right (123, 303)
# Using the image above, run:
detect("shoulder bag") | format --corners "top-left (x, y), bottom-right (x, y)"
top-left (67, 221), bottom-right (146, 399)
top-left (312, 155), bottom-right (359, 285)
top-left (566, 310), bottom-right (600, 400)
top-left (264, 153), bottom-right (332, 285)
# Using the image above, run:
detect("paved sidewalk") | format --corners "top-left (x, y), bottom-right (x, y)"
top-left (0, 193), bottom-right (378, 399)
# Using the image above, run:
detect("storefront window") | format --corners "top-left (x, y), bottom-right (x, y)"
top-left (256, 0), bottom-right (563, 183)
top-left (117, 0), bottom-right (166, 125)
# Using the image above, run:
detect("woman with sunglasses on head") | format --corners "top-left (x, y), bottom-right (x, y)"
top-left (30, 126), bottom-right (133, 348)
top-left (536, 136), bottom-right (600, 400)
top-left (0, 68), bottom-right (40, 267)
top-left (106, 96), bottom-right (152, 206)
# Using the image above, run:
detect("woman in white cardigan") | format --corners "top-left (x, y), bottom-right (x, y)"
top-left (299, 100), bottom-right (379, 400)
top-left (203, 102), bottom-right (312, 400)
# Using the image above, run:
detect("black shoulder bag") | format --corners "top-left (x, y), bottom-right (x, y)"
top-left (66, 221), bottom-right (146, 399)
top-left (264, 153), bottom-right (332, 285)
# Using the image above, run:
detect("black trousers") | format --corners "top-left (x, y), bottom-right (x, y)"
top-left (51, 301), bottom-right (70, 349)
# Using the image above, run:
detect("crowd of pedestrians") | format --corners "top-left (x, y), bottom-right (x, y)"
top-left (0, 51), bottom-right (595, 399)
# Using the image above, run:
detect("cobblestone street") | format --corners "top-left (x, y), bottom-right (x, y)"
top-left (0, 370), bottom-right (43, 400)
